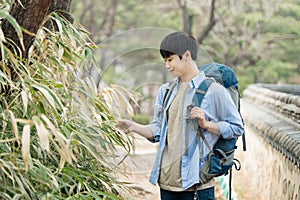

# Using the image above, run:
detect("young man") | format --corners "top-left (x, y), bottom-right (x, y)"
top-left (118, 31), bottom-right (244, 200)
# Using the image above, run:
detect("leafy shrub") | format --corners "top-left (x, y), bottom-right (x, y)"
top-left (0, 11), bottom-right (132, 199)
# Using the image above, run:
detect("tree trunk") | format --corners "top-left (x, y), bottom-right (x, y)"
top-left (46, 0), bottom-right (73, 29)
top-left (1, 0), bottom-right (72, 91)
top-left (48, 0), bottom-right (72, 16)
top-left (197, 0), bottom-right (216, 44)
top-left (178, 0), bottom-right (193, 35)
top-left (1, 0), bottom-right (52, 58)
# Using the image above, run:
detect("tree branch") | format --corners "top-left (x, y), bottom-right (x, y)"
top-left (197, 0), bottom-right (216, 44)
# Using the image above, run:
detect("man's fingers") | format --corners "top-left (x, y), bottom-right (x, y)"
top-left (190, 107), bottom-right (205, 119)
top-left (117, 120), bottom-right (128, 130)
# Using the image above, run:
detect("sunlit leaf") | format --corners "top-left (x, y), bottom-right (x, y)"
top-left (33, 116), bottom-right (50, 152)
top-left (0, 27), bottom-right (6, 42)
top-left (21, 90), bottom-right (28, 116)
top-left (21, 124), bottom-right (31, 172)
top-left (33, 84), bottom-right (64, 111)
top-left (0, 70), bottom-right (16, 87)
top-left (98, 84), bottom-right (140, 118)
top-left (15, 118), bottom-right (33, 124)
top-left (50, 15), bottom-right (63, 35)
top-left (8, 110), bottom-right (20, 144)
top-left (41, 114), bottom-right (75, 165)
top-left (57, 45), bottom-right (64, 61)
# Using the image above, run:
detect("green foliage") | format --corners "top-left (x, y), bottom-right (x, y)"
top-left (236, 67), bottom-right (255, 94)
top-left (277, 2), bottom-right (300, 20)
top-left (266, 15), bottom-right (300, 34)
top-left (237, 60), bottom-right (298, 93)
top-left (214, 0), bottom-right (300, 91)
top-left (241, 12), bottom-right (266, 26)
top-left (0, 10), bottom-right (132, 199)
top-left (256, 60), bottom-right (297, 83)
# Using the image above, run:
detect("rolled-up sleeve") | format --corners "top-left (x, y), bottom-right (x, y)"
top-left (202, 83), bottom-right (244, 139)
top-left (217, 120), bottom-right (244, 139)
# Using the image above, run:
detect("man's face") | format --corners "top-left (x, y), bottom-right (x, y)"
top-left (164, 54), bottom-right (186, 77)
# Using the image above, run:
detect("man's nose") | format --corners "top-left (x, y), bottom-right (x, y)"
top-left (165, 62), bottom-right (170, 69)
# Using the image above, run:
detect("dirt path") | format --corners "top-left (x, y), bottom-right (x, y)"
top-left (117, 134), bottom-right (160, 199)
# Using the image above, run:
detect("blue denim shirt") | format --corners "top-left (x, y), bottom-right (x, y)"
top-left (146, 71), bottom-right (244, 190)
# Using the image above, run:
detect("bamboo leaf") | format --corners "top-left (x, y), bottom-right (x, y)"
top-left (21, 124), bottom-right (31, 172)
top-left (41, 115), bottom-right (76, 164)
top-left (93, 190), bottom-right (122, 200)
top-left (21, 90), bottom-right (28, 116)
top-left (50, 15), bottom-right (63, 35)
top-left (0, 42), bottom-right (5, 62)
top-left (99, 85), bottom-right (138, 117)
top-left (112, 87), bottom-right (134, 117)
top-left (33, 84), bottom-right (55, 110)
top-left (57, 45), bottom-right (64, 61)
top-left (15, 118), bottom-right (33, 124)
top-left (0, 163), bottom-right (13, 181)
top-left (0, 70), bottom-right (16, 87)
top-left (0, 10), bottom-right (24, 50)
top-left (33, 84), bottom-right (63, 111)
top-left (8, 110), bottom-right (20, 144)
top-left (0, 27), bottom-right (6, 42)
top-left (2, 111), bottom-right (7, 133)
top-left (13, 173), bottom-right (30, 198)
top-left (33, 116), bottom-right (50, 152)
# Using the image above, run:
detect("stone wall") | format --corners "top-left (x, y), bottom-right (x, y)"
top-left (233, 84), bottom-right (300, 200)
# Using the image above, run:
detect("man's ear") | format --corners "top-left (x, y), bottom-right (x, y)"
top-left (183, 50), bottom-right (192, 60)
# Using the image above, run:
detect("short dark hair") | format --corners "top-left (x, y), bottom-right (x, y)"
top-left (159, 31), bottom-right (198, 60)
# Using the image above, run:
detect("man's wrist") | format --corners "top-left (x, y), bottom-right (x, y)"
top-left (205, 121), bottom-right (212, 130)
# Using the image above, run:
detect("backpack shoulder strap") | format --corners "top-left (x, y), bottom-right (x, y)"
top-left (194, 78), bottom-right (215, 158)
top-left (193, 78), bottom-right (215, 107)
top-left (163, 79), bottom-right (177, 108)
